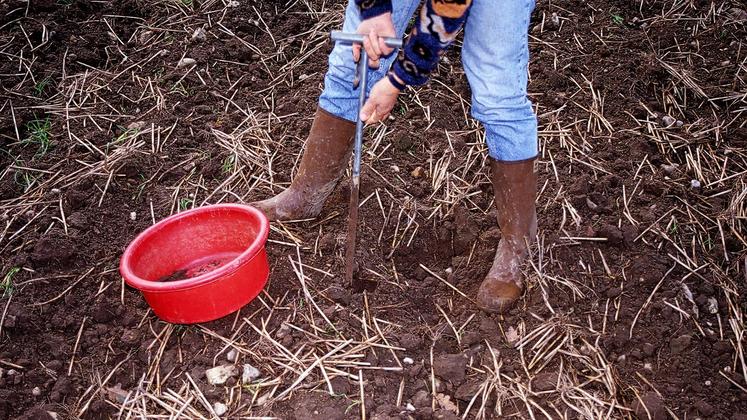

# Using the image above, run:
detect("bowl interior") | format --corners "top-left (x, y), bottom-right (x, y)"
top-left (128, 207), bottom-right (264, 283)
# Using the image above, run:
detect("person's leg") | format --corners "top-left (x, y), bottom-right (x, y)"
top-left (461, 0), bottom-right (538, 313)
top-left (254, 0), bottom-right (421, 221)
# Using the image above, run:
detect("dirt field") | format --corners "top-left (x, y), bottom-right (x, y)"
top-left (1, 0), bottom-right (746, 419)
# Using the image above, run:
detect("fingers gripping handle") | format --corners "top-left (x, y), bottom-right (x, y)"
top-left (328, 30), bottom-right (402, 180)
top-left (330, 30), bottom-right (403, 49)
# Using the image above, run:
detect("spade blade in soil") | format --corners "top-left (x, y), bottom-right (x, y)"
top-left (345, 182), bottom-right (364, 292)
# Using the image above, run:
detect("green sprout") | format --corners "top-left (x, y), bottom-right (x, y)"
top-left (22, 117), bottom-right (52, 157)
top-left (221, 154), bottom-right (236, 174)
top-left (32, 77), bottom-right (52, 96)
top-left (611, 14), bottom-right (624, 26)
top-left (170, 81), bottom-right (189, 97)
top-left (179, 197), bottom-right (193, 211)
top-left (2, 267), bottom-right (20, 298)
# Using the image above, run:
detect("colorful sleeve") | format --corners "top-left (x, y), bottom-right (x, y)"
top-left (391, 0), bottom-right (472, 87)
top-left (355, 0), bottom-right (393, 20)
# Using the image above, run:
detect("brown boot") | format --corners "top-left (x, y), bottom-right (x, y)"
top-left (252, 107), bottom-right (355, 221)
top-left (476, 158), bottom-right (537, 313)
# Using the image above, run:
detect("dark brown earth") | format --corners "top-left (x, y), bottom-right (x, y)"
top-left (1, 0), bottom-right (746, 419)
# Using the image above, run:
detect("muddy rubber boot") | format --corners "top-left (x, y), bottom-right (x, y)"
top-left (252, 107), bottom-right (355, 221)
top-left (476, 158), bottom-right (537, 313)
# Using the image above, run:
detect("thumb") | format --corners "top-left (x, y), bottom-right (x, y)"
top-left (360, 99), bottom-right (376, 121)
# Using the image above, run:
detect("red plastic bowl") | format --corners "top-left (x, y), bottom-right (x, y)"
top-left (120, 204), bottom-right (270, 324)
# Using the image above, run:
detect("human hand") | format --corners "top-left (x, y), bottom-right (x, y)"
top-left (352, 12), bottom-right (396, 69)
top-left (360, 77), bottom-right (401, 124)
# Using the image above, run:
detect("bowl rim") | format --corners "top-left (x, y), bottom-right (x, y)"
top-left (119, 203), bottom-right (269, 292)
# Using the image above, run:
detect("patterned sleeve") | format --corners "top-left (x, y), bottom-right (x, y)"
top-left (392, 0), bottom-right (472, 87)
top-left (355, 0), bottom-right (393, 20)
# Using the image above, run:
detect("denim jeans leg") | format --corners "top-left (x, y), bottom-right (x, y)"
top-left (319, 0), bottom-right (421, 122)
top-left (462, 0), bottom-right (538, 162)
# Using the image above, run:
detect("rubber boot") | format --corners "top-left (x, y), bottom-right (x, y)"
top-left (476, 158), bottom-right (537, 313)
top-left (253, 107), bottom-right (355, 221)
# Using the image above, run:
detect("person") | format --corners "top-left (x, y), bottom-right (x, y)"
top-left (253, 0), bottom-right (538, 313)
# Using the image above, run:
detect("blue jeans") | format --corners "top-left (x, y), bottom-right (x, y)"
top-left (319, 0), bottom-right (538, 162)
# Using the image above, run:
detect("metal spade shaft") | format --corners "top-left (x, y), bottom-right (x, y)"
top-left (329, 31), bottom-right (402, 290)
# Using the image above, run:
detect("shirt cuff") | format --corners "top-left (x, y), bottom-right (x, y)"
top-left (392, 59), bottom-right (430, 87)
top-left (359, 1), bottom-right (392, 20)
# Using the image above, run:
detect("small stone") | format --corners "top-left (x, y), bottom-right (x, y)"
top-left (642, 343), bottom-right (656, 357)
top-left (242, 364), bottom-right (260, 383)
top-left (390, 165), bottom-right (400, 173)
top-left (675, 120), bottom-right (684, 127)
top-left (660, 163), bottom-right (679, 175)
top-left (205, 365), bottom-right (237, 385)
top-left (403, 357), bottom-right (414, 365)
top-left (690, 179), bottom-right (701, 189)
top-left (411, 166), bottom-right (424, 178)
top-left (32, 386), bottom-right (42, 396)
top-left (669, 335), bottom-right (692, 355)
top-left (228, 0), bottom-right (239, 6)
top-left (432, 353), bottom-right (468, 384)
top-left (706, 297), bottom-right (718, 314)
top-left (226, 348), bottom-right (238, 362)
top-left (105, 384), bottom-right (129, 403)
top-left (138, 30), bottom-right (153, 45)
top-left (644, 362), bottom-right (653, 371)
top-left (550, 12), bottom-right (560, 27)
top-left (632, 392), bottom-right (666, 420)
top-left (191, 27), bottom-right (207, 42)
top-left (532, 372), bottom-right (557, 392)
top-left (406, 403), bottom-right (416, 412)
top-left (455, 380), bottom-right (481, 401)
top-left (326, 286), bottom-right (351, 305)
top-left (412, 390), bottom-right (430, 408)
top-left (129, 211), bottom-right (137, 221)
top-left (213, 402), bottom-right (227, 416)
top-left (121, 329), bottom-right (140, 345)
top-left (177, 57), bottom-right (197, 68)
top-left (662, 115), bottom-right (676, 126)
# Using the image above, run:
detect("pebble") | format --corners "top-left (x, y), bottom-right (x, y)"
top-left (129, 211), bottom-right (137, 221)
top-left (32, 386), bottom-right (42, 396)
top-left (432, 353), bottom-right (468, 383)
top-left (177, 57), bottom-right (197, 68)
top-left (706, 297), bottom-right (718, 314)
top-left (412, 390), bottom-right (430, 408)
top-left (191, 27), bottom-right (207, 42)
top-left (669, 334), bottom-right (692, 355)
top-left (691, 179), bottom-right (701, 189)
top-left (242, 364), bottom-right (260, 383)
top-left (662, 115), bottom-right (676, 126)
top-left (403, 357), bottom-right (414, 365)
top-left (661, 163), bottom-right (679, 174)
top-left (550, 12), bottom-right (560, 27)
top-left (532, 372), bottom-right (558, 392)
top-left (411, 166), bottom-right (424, 178)
top-left (405, 403), bottom-right (416, 412)
top-left (226, 348), bottom-right (238, 362)
top-left (213, 402), bottom-right (227, 416)
top-left (642, 342), bottom-right (656, 357)
top-left (205, 365), bottom-right (237, 385)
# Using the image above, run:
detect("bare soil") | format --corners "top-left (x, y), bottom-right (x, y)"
top-left (1, 0), bottom-right (746, 419)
